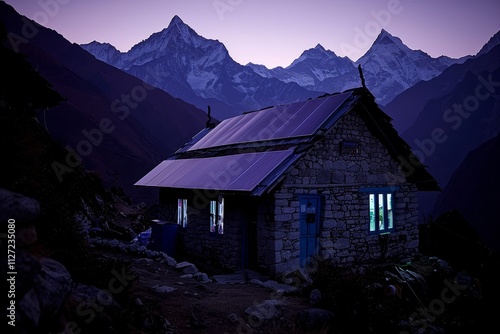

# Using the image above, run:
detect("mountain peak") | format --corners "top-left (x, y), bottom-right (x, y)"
top-left (374, 29), bottom-right (402, 45)
top-left (314, 44), bottom-right (326, 51)
top-left (168, 15), bottom-right (184, 27)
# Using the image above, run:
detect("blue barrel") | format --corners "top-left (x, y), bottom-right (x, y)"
top-left (149, 220), bottom-right (178, 256)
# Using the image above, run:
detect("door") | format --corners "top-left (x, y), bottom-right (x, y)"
top-left (299, 195), bottom-right (321, 266)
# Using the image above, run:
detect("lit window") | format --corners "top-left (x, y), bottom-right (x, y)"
top-left (362, 187), bottom-right (397, 234)
top-left (177, 199), bottom-right (187, 228)
top-left (210, 196), bottom-right (224, 234)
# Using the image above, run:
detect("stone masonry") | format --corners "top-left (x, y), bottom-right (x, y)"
top-left (260, 109), bottom-right (420, 275)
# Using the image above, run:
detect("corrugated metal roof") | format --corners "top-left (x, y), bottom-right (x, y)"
top-left (135, 88), bottom-right (440, 193)
top-left (135, 149), bottom-right (295, 193)
top-left (188, 92), bottom-right (353, 151)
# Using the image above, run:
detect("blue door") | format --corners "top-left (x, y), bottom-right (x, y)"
top-left (299, 195), bottom-right (321, 266)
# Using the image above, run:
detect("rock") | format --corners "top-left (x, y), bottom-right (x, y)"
top-left (213, 274), bottom-right (246, 284)
top-left (33, 257), bottom-right (72, 313)
top-left (154, 285), bottom-right (176, 294)
top-left (0, 188), bottom-right (41, 223)
top-left (66, 283), bottom-right (120, 310)
top-left (180, 274), bottom-right (193, 279)
top-left (19, 288), bottom-right (41, 327)
top-left (134, 258), bottom-right (153, 265)
top-left (296, 308), bottom-right (334, 331)
top-left (166, 257), bottom-right (177, 267)
top-left (249, 279), bottom-right (263, 286)
top-left (261, 280), bottom-right (297, 294)
top-left (194, 272), bottom-right (209, 282)
top-left (61, 283), bottom-right (121, 333)
top-left (17, 250), bottom-right (42, 298)
top-left (245, 299), bottom-right (286, 321)
top-left (310, 289), bottom-right (322, 305)
top-left (142, 312), bottom-right (173, 332)
top-left (129, 244), bottom-right (139, 252)
top-left (182, 264), bottom-right (198, 275)
top-left (145, 250), bottom-right (156, 258)
top-left (175, 261), bottom-right (194, 270)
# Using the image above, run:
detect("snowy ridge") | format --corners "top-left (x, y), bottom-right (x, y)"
top-left (81, 17), bottom-right (493, 116)
top-left (83, 15), bottom-right (319, 119)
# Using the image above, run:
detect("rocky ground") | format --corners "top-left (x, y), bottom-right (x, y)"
top-left (99, 247), bottom-right (315, 334)
top-left (4, 188), bottom-right (498, 334)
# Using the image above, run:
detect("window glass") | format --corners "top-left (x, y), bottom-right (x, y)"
top-left (369, 194), bottom-right (376, 232)
top-left (378, 194), bottom-right (385, 230)
top-left (218, 197), bottom-right (224, 234)
top-left (177, 199), bottom-right (187, 228)
top-left (210, 200), bottom-right (217, 233)
top-left (210, 197), bottom-right (224, 234)
top-left (387, 193), bottom-right (393, 229)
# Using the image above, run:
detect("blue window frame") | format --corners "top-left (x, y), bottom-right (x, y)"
top-left (360, 187), bottom-right (398, 234)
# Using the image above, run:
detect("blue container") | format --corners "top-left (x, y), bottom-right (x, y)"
top-left (149, 220), bottom-right (178, 256)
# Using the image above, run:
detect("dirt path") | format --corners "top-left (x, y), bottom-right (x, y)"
top-left (98, 248), bottom-right (314, 334)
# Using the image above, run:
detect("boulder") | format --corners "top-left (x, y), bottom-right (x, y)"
top-left (245, 299), bottom-right (286, 321)
top-left (0, 188), bottom-right (40, 223)
top-left (33, 257), bottom-right (72, 313)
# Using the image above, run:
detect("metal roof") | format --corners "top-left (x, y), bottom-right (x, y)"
top-left (135, 88), bottom-right (440, 193)
top-left (188, 92), bottom-right (353, 151)
top-left (135, 149), bottom-right (296, 193)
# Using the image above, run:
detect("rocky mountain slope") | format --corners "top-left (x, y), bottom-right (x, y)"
top-left (82, 16), bottom-right (321, 120)
top-left (0, 3), bottom-right (208, 203)
top-left (82, 18), bottom-right (470, 118)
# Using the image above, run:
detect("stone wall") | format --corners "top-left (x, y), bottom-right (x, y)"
top-left (263, 109), bottom-right (420, 275)
top-left (159, 190), bottom-right (245, 271)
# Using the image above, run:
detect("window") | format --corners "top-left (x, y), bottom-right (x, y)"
top-left (361, 187), bottom-right (398, 234)
top-left (210, 196), bottom-right (224, 234)
top-left (177, 199), bottom-right (187, 228)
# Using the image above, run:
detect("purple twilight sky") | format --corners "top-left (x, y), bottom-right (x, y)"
top-left (3, 0), bottom-right (500, 68)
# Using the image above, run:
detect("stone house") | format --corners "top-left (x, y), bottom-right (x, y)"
top-left (135, 87), bottom-right (439, 276)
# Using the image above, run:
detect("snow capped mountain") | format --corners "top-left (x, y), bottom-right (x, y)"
top-left (247, 44), bottom-right (358, 92)
top-left (246, 30), bottom-right (467, 105)
top-left (80, 41), bottom-right (124, 66)
top-left (81, 16), bottom-right (320, 119)
top-left (355, 29), bottom-right (465, 104)
top-left (82, 18), bottom-right (483, 115)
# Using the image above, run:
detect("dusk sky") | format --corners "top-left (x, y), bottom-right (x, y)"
top-left (3, 0), bottom-right (500, 68)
